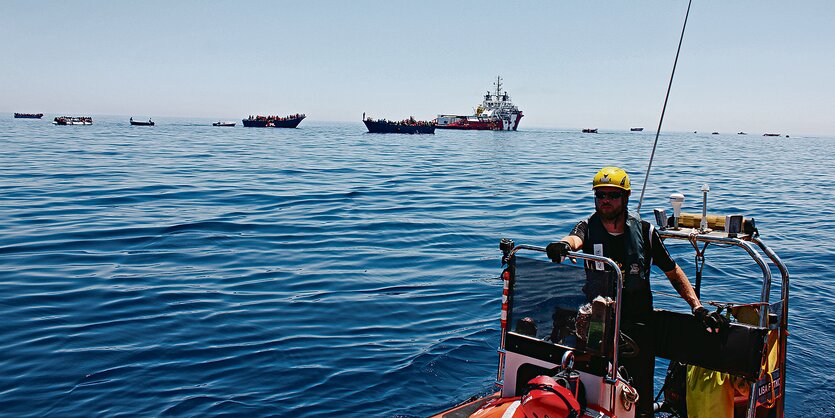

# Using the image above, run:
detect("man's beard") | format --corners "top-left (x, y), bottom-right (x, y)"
top-left (598, 207), bottom-right (623, 221)
top-left (596, 198), bottom-right (628, 221)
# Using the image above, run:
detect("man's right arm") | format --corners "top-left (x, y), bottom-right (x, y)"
top-left (558, 230), bottom-right (583, 264)
top-left (559, 234), bottom-right (583, 251)
top-left (562, 220), bottom-right (587, 251)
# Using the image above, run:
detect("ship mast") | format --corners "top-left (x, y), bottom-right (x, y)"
top-left (494, 75), bottom-right (503, 99)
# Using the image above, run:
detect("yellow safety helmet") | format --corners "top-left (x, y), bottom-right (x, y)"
top-left (592, 166), bottom-right (631, 191)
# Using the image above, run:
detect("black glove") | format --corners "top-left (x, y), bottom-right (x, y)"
top-left (546, 241), bottom-right (571, 262)
top-left (693, 306), bottom-right (729, 334)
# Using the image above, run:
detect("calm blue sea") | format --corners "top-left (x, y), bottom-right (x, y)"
top-left (1, 115), bottom-right (833, 417)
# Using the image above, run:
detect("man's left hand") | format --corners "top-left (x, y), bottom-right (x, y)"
top-left (693, 306), bottom-right (729, 334)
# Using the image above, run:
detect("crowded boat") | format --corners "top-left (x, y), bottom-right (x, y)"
top-left (53, 116), bottom-right (93, 125)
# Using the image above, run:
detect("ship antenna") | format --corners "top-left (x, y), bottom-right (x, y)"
top-left (495, 75), bottom-right (502, 98)
top-left (637, 0), bottom-right (693, 214)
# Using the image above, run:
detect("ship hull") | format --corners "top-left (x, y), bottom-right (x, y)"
top-left (242, 116), bottom-right (305, 128)
top-left (435, 122), bottom-right (501, 130)
top-left (509, 112), bottom-right (523, 131)
top-left (364, 120), bottom-right (434, 134)
top-left (435, 113), bottom-right (523, 131)
top-left (14, 113), bottom-right (43, 119)
top-left (434, 116), bottom-right (503, 131)
top-left (130, 121), bottom-right (154, 126)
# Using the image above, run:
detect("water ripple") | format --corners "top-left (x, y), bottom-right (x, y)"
top-left (0, 118), bottom-right (832, 416)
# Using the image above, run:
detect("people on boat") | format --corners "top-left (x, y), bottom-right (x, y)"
top-left (366, 117), bottom-right (434, 126)
top-left (545, 166), bottom-right (728, 417)
top-left (247, 114), bottom-right (306, 122)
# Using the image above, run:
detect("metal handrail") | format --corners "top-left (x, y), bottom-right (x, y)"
top-left (658, 228), bottom-right (788, 418)
top-left (658, 229), bottom-right (773, 326)
top-left (502, 234), bottom-right (789, 416)
top-left (751, 236), bottom-right (790, 416)
top-left (505, 244), bottom-right (624, 410)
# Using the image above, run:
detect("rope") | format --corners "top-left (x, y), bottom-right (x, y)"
top-left (621, 383), bottom-right (640, 411)
top-left (637, 0), bottom-right (694, 214)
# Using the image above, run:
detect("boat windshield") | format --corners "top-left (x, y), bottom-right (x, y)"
top-left (509, 256), bottom-right (618, 354)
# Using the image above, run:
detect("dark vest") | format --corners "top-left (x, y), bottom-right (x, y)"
top-left (582, 212), bottom-right (653, 324)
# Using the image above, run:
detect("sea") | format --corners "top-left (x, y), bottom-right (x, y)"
top-left (1, 115), bottom-right (833, 417)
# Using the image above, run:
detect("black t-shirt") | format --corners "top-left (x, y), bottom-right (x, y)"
top-left (569, 219), bottom-right (676, 273)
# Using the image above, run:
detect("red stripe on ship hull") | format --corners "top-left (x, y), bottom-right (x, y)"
top-left (512, 113), bottom-right (524, 131)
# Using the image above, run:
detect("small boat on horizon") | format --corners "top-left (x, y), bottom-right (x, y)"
top-left (763, 133), bottom-right (781, 137)
top-left (242, 114), bottom-right (305, 128)
top-left (582, 128), bottom-right (598, 133)
top-left (130, 117), bottom-right (154, 126)
top-left (738, 131), bottom-right (747, 135)
top-left (712, 131), bottom-right (719, 135)
top-left (53, 116), bottom-right (92, 125)
top-left (14, 113), bottom-right (43, 119)
top-left (630, 127), bottom-right (644, 131)
top-left (363, 114), bottom-right (435, 134)
top-left (212, 121), bottom-right (236, 127)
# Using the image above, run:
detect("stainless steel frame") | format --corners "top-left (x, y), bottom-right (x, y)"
top-left (658, 228), bottom-right (789, 417)
top-left (497, 228), bottom-right (789, 417)
top-left (501, 244), bottom-right (625, 411)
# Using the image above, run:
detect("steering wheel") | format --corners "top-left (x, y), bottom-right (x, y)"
top-left (619, 331), bottom-right (640, 358)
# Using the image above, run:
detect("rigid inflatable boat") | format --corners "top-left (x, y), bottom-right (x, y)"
top-left (432, 188), bottom-right (789, 418)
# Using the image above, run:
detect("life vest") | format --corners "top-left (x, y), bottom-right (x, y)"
top-left (582, 212), bottom-right (654, 324)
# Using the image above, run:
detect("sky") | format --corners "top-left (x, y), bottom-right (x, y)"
top-left (2, 1), bottom-right (834, 135)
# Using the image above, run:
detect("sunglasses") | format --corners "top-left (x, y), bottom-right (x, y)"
top-left (594, 191), bottom-right (624, 200)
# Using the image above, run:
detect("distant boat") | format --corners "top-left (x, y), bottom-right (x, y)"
top-left (763, 133), bottom-right (781, 137)
top-left (363, 116), bottom-right (435, 134)
top-left (712, 131), bottom-right (719, 135)
top-left (582, 128), bottom-right (598, 133)
top-left (130, 117), bottom-right (154, 126)
top-left (212, 121), bottom-right (236, 127)
top-left (738, 132), bottom-right (747, 135)
top-left (53, 116), bottom-right (92, 125)
top-left (434, 76), bottom-right (523, 131)
top-left (630, 127), bottom-right (644, 132)
top-left (14, 113), bottom-right (43, 119)
top-left (242, 114), bottom-right (305, 128)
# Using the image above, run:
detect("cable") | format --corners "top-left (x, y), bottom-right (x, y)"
top-left (637, 0), bottom-right (694, 214)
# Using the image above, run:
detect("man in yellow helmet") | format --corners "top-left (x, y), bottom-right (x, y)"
top-left (546, 166), bottom-right (726, 417)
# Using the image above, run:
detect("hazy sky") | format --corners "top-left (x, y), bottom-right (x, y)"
top-left (2, 1), bottom-right (833, 135)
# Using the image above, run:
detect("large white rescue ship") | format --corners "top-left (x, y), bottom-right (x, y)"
top-left (435, 76), bottom-right (524, 131)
